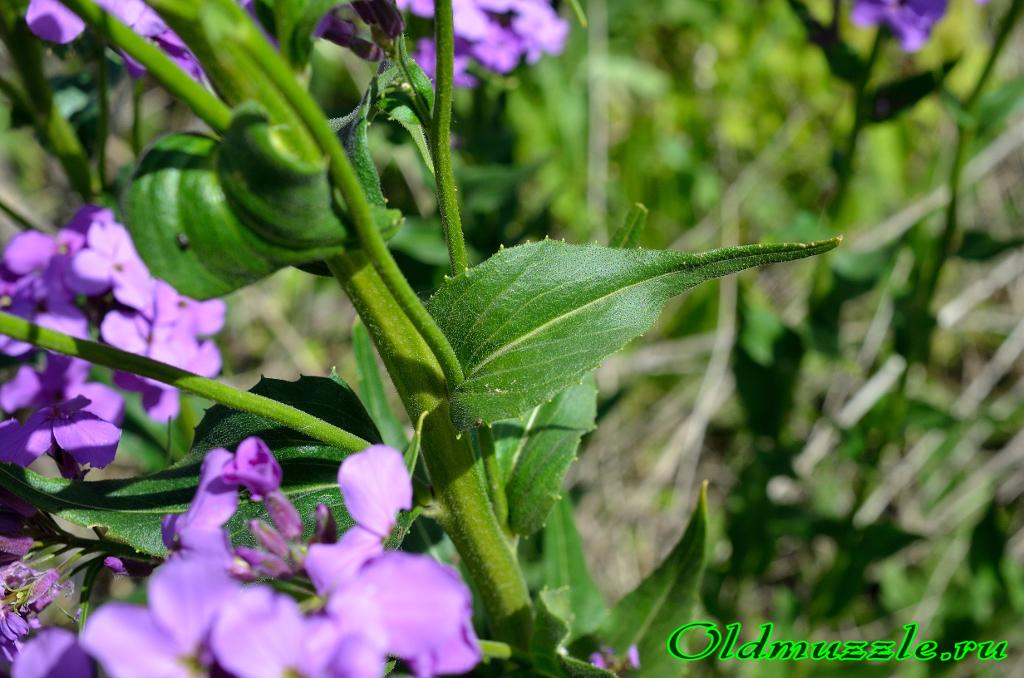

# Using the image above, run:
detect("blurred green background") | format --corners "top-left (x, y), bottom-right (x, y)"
top-left (1, 0), bottom-right (1023, 675)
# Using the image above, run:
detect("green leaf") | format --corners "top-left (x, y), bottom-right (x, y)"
top-left (427, 238), bottom-right (839, 428)
top-left (126, 132), bottom-right (343, 299)
top-left (608, 203), bottom-right (648, 249)
top-left (352, 321), bottom-right (409, 450)
top-left (530, 588), bottom-right (616, 678)
top-left (595, 484), bottom-right (708, 677)
top-left (503, 376), bottom-right (597, 536)
top-left (868, 60), bottom-right (958, 123)
top-left (976, 75), bottom-right (1024, 134)
top-left (542, 496), bottom-right (607, 638)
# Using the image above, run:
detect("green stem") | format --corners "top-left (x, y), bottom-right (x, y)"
top-left (77, 558), bottom-right (105, 633)
top-left (829, 29), bottom-right (884, 219)
top-left (0, 8), bottom-right (97, 200)
top-left (96, 45), bottom-right (110, 189)
top-left (0, 193), bottom-right (40, 232)
top-left (430, 0), bottom-right (470, 275)
top-left (59, 0), bottom-right (232, 133)
top-left (924, 0), bottom-right (1023, 303)
top-left (328, 253), bottom-right (532, 648)
top-left (395, 37), bottom-right (433, 128)
top-left (237, 28), bottom-right (465, 388)
top-left (478, 426), bottom-right (509, 531)
top-left (0, 312), bottom-right (371, 454)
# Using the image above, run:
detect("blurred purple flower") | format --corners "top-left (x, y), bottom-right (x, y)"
top-left (11, 627), bottom-right (93, 678)
top-left (1, 353), bottom-right (124, 426)
top-left (851, 0), bottom-right (948, 52)
top-left (210, 586), bottom-right (341, 678)
top-left (25, 0), bottom-right (204, 81)
top-left (67, 217), bottom-right (153, 311)
top-left (82, 558), bottom-right (240, 678)
top-left (161, 448), bottom-right (237, 565)
top-left (0, 395), bottom-right (120, 474)
top-left (102, 282), bottom-right (223, 421)
top-left (222, 436), bottom-right (282, 501)
top-left (315, 1), bottom-right (408, 61)
top-left (398, 0), bottom-right (568, 85)
top-left (0, 563), bottom-right (72, 662)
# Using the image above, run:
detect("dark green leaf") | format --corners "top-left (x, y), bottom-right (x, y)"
top-left (868, 60), bottom-right (958, 123)
top-left (542, 496), bottom-right (607, 638)
top-left (609, 203), bottom-right (648, 249)
top-left (597, 484), bottom-right (708, 677)
top-left (976, 75), bottom-right (1024, 135)
top-left (126, 133), bottom-right (343, 299)
top-left (427, 238), bottom-right (839, 428)
top-left (352, 321), bottom-right (408, 450)
top-left (504, 376), bottom-right (597, 536)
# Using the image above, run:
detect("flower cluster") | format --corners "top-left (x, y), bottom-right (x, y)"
top-left (0, 206), bottom-right (225, 478)
top-left (590, 644), bottom-right (641, 674)
top-left (0, 559), bottom-right (72, 663)
top-left (13, 440), bottom-right (481, 677)
top-left (26, 0), bottom-right (204, 81)
top-left (399, 0), bottom-right (569, 86)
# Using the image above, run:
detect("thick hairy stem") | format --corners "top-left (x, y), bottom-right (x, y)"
top-left (328, 253), bottom-right (532, 648)
top-left (0, 313), bottom-right (371, 454)
top-left (431, 0), bottom-right (470, 275)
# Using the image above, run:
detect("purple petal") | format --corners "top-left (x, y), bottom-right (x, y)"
top-left (147, 558), bottom-right (239, 655)
top-left (0, 416), bottom-right (54, 467)
top-left (81, 604), bottom-right (187, 678)
top-left (12, 627), bottom-right (92, 678)
top-left (181, 448), bottom-right (238, 530)
top-left (140, 383), bottom-right (180, 421)
top-left (0, 367), bottom-right (45, 414)
top-left (210, 586), bottom-right (310, 678)
top-left (305, 527), bottom-right (382, 596)
top-left (66, 250), bottom-right (112, 297)
top-left (72, 383), bottom-right (124, 426)
top-left (187, 340), bottom-right (222, 378)
top-left (26, 0), bottom-right (86, 44)
top-left (110, 257), bottom-right (154, 312)
top-left (51, 410), bottom-right (120, 468)
top-left (264, 490), bottom-right (302, 540)
top-left (181, 298), bottom-right (225, 336)
top-left (327, 634), bottom-right (387, 678)
top-left (337, 445), bottom-right (411, 538)
top-left (100, 311), bottom-right (149, 355)
top-left (3, 232), bottom-right (55, 276)
top-left (336, 552), bottom-right (480, 673)
top-left (627, 644), bottom-right (641, 669)
top-left (222, 437), bottom-right (281, 500)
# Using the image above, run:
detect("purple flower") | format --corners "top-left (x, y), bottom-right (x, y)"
top-left (81, 558), bottom-right (240, 678)
top-left (325, 552), bottom-right (481, 677)
top-left (102, 282), bottom-right (223, 421)
top-left (0, 395), bottom-right (120, 473)
top-left (1, 353), bottom-right (124, 426)
top-left (305, 445), bottom-right (411, 592)
top-left (161, 448), bottom-right (237, 564)
top-left (11, 628), bottom-right (93, 678)
top-left (0, 563), bottom-right (72, 662)
top-left (627, 644), bottom-right (640, 669)
top-left (210, 586), bottom-right (341, 678)
top-left (222, 436), bottom-right (282, 501)
top-left (67, 216), bottom-right (153, 311)
top-left (851, 0), bottom-right (948, 52)
top-left (303, 445), bottom-right (481, 676)
top-left (26, 0), bottom-right (204, 81)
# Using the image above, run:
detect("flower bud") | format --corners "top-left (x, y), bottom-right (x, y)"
top-left (313, 504), bottom-right (338, 544)
top-left (264, 490), bottom-right (303, 541)
top-left (249, 519), bottom-right (289, 559)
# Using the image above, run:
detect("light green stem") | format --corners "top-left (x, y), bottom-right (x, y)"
top-left (478, 426), bottom-right (509, 531)
top-left (328, 254), bottom-right (532, 648)
top-left (431, 0), bottom-right (470, 275)
top-left (0, 312), bottom-right (371, 454)
top-left (60, 0), bottom-right (232, 133)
